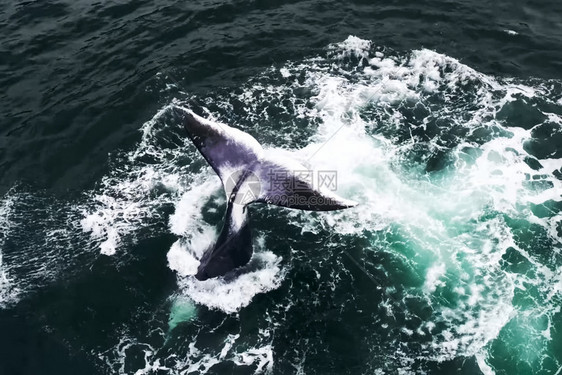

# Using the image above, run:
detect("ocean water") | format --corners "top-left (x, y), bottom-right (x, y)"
top-left (1, 1), bottom-right (562, 374)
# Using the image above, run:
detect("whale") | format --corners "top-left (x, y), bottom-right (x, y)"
top-left (173, 105), bottom-right (357, 280)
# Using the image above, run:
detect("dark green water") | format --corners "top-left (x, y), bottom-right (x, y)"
top-left (1, 1), bottom-right (562, 374)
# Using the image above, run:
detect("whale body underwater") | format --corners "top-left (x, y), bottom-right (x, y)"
top-left (173, 106), bottom-right (357, 280)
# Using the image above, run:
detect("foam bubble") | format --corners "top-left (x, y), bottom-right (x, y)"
top-left (423, 262), bottom-right (446, 294)
top-left (167, 239), bottom-right (205, 277)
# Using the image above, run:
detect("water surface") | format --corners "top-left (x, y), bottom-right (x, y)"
top-left (1, 1), bottom-right (562, 374)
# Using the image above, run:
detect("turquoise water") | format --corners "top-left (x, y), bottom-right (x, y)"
top-left (1, 2), bottom-right (562, 374)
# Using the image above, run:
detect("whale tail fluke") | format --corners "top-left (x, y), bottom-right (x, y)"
top-left (173, 105), bottom-right (357, 280)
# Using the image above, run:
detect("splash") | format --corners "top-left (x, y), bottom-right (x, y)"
top-left (174, 249), bottom-right (285, 314)
top-left (71, 35), bottom-right (561, 374)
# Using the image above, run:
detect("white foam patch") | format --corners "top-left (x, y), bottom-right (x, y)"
top-left (168, 177), bottom-right (221, 238)
top-left (0, 251), bottom-right (18, 308)
top-left (175, 247), bottom-right (285, 314)
top-left (423, 262), bottom-right (446, 294)
top-left (232, 35), bottom-right (562, 369)
top-left (0, 194), bottom-right (20, 308)
top-left (476, 350), bottom-right (496, 375)
top-left (102, 332), bottom-right (274, 375)
top-left (233, 344), bottom-right (274, 373)
top-left (331, 35), bottom-right (372, 61)
top-left (80, 103), bottom-right (197, 256)
top-left (167, 240), bottom-right (199, 276)
top-left (80, 165), bottom-right (183, 256)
